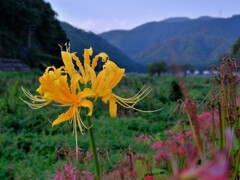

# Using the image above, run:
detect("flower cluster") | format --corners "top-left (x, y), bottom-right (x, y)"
top-left (21, 44), bottom-right (153, 149)
top-left (106, 149), bottom-right (145, 180)
top-left (54, 164), bottom-right (80, 180)
top-left (54, 164), bottom-right (94, 180)
top-left (151, 128), bottom-right (193, 166)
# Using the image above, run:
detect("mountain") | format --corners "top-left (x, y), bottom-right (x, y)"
top-left (61, 22), bottom-right (144, 72)
top-left (100, 15), bottom-right (240, 67)
top-left (164, 17), bottom-right (191, 23)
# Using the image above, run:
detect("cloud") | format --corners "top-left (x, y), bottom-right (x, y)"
top-left (76, 18), bottom-right (130, 34)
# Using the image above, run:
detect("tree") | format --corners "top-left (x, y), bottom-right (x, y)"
top-left (147, 61), bottom-right (167, 76)
top-left (181, 63), bottom-right (193, 76)
top-left (232, 37), bottom-right (240, 55)
top-left (169, 80), bottom-right (183, 101)
top-left (168, 64), bottom-right (181, 75)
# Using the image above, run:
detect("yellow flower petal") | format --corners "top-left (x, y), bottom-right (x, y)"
top-left (61, 51), bottom-right (78, 77)
top-left (71, 53), bottom-right (86, 83)
top-left (84, 47), bottom-right (93, 66)
top-left (52, 106), bottom-right (75, 127)
top-left (109, 97), bottom-right (117, 117)
top-left (71, 74), bottom-right (81, 93)
top-left (79, 99), bottom-right (93, 116)
top-left (92, 52), bottom-right (109, 69)
top-left (82, 88), bottom-right (95, 97)
top-left (85, 64), bottom-right (96, 83)
top-left (108, 68), bottom-right (125, 89)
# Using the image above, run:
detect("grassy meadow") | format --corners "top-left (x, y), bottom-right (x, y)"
top-left (0, 70), bottom-right (213, 179)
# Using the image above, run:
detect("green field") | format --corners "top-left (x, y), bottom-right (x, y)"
top-left (0, 71), bottom-right (213, 179)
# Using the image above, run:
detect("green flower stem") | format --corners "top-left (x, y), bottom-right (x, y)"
top-left (86, 116), bottom-right (101, 180)
top-left (233, 152), bottom-right (240, 180)
top-left (229, 64), bottom-right (240, 131)
top-left (186, 111), bottom-right (204, 162)
top-left (220, 69), bottom-right (226, 149)
top-left (211, 107), bottom-right (215, 158)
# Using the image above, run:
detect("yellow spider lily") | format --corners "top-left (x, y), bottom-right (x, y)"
top-left (21, 66), bottom-right (95, 153)
top-left (60, 45), bottom-right (157, 117)
top-left (91, 60), bottom-right (153, 117)
top-left (60, 43), bottom-right (108, 85)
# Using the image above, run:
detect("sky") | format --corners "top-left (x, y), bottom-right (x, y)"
top-left (45, 0), bottom-right (240, 34)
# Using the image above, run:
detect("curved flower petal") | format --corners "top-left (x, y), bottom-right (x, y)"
top-left (52, 106), bottom-right (75, 127)
top-left (71, 53), bottom-right (86, 83)
top-left (85, 64), bottom-right (96, 84)
top-left (61, 51), bottom-right (78, 78)
top-left (92, 52), bottom-right (109, 69)
top-left (108, 68), bottom-right (125, 89)
top-left (84, 47), bottom-right (93, 66)
top-left (77, 88), bottom-right (95, 100)
top-left (71, 74), bottom-right (81, 93)
top-left (79, 99), bottom-right (93, 116)
top-left (109, 97), bottom-right (117, 117)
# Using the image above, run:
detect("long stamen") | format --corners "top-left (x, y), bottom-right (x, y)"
top-left (113, 87), bottom-right (152, 105)
top-left (114, 86), bottom-right (150, 103)
top-left (21, 87), bottom-right (45, 102)
top-left (112, 87), bottom-right (163, 113)
top-left (20, 98), bottom-right (51, 109)
top-left (75, 108), bottom-right (93, 133)
top-left (74, 113), bottom-right (78, 160)
top-left (58, 44), bottom-right (63, 51)
top-left (53, 104), bottom-right (72, 107)
top-left (76, 109), bottom-right (84, 134)
top-left (113, 96), bottom-right (164, 112)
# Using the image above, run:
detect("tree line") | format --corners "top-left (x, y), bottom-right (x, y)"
top-left (147, 61), bottom-right (193, 75)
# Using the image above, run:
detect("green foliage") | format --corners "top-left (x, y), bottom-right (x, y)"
top-left (0, 0), bottom-right (68, 67)
top-left (0, 71), bottom-right (212, 179)
top-left (134, 33), bottom-right (232, 67)
top-left (232, 37), bottom-right (240, 55)
top-left (169, 80), bottom-right (183, 101)
top-left (147, 61), bottom-right (167, 75)
top-left (61, 22), bottom-right (145, 72)
top-left (101, 15), bottom-right (240, 67)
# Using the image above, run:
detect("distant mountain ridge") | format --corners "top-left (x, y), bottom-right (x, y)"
top-left (100, 15), bottom-right (240, 67)
top-left (61, 22), bottom-right (144, 72)
top-left (163, 17), bottom-right (191, 23)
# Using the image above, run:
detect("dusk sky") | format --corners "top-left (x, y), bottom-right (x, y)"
top-left (45, 0), bottom-right (240, 34)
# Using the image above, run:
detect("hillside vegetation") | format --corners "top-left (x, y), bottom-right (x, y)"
top-left (0, 0), bottom-right (68, 67)
top-left (100, 15), bottom-right (240, 67)
top-left (0, 0), bottom-right (142, 72)
top-left (61, 22), bottom-right (144, 72)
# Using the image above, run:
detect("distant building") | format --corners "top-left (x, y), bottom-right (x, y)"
top-left (202, 70), bottom-right (210, 75)
top-left (194, 70), bottom-right (200, 75)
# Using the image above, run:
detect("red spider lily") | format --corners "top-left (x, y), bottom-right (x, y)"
top-left (169, 128), bottom-right (234, 180)
top-left (136, 134), bottom-right (154, 144)
top-left (169, 153), bottom-right (230, 180)
top-left (54, 164), bottom-right (80, 180)
top-left (144, 175), bottom-right (156, 180)
top-left (151, 128), bottom-right (193, 166)
top-left (197, 111), bottom-right (219, 133)
top-left (107, 151), bottom-right (145, 179)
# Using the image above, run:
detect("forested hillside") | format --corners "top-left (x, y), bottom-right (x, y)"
top-left (101, 15), bottom-right (240, 68)
top-left (0, 0), bottom-right (142, 72)
top-left (0, 0), bottom-right (68, 67)
top-left (61, 22), bottom-right (144, 72)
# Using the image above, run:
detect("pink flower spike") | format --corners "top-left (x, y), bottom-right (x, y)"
top-left (144, 175), bottom-right (156, 180)
top-left (54, 164), bottom-right (80, 180)
top-left (225, 128), bottom-right (234, 155)
top-left (170, 153), bottom-right (230, 180)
